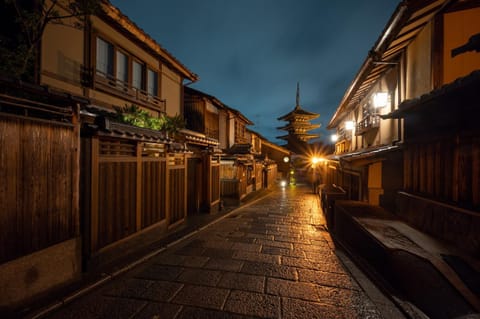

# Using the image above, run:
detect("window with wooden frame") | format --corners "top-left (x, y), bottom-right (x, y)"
top-left (115, 50), bottom-right (129, 88)
top-left (132, 59), bottom-right (145, 91)
top-left (147, 67), bottom-right (158, 97)
top-left (94, 36), bottom-right (161, 102)
top-left (235, 121), bottom-right (246, 143)
top-left (96, 37), bottom-right (114, 79)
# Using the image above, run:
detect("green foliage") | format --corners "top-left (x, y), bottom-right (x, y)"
top-left (164, 113), bottom-right (185, 134)
top-left (114, 104), bottom-right (185, 134)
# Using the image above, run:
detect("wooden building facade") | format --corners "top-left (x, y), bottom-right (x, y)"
top-left (1, 0), bottom-right (198, 307)
top-left (0, 81), bottom-right (84, 308)
top-left (326, 0), bottom-right (478, 206)
top-left (183, 87), bottom-right (223, 214)
top-left (384, 71), bottom-right (480, 255)
top-left (0, 0), bottom-right (286, 309)
top-left (324, 0), bottom-right (480, 253)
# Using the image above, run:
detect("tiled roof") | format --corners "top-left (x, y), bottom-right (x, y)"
top-left (103, 1), bottom-right (198, 82)
top-left (95, 118), bottom-right (170, 142)
top-left (278, 105), bottom-right (320, 121)
top-left (226, 143), bottom-right (252, 155)
top-left (383, 70), bottom-right (480, 119)
top-left (182, 128), bottom-right (219, 146)
top-left (328, 0), bottom-right (453, 129)
top-left (328, 145), bottom-right (401, 165)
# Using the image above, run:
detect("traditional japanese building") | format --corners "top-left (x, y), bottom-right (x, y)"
top-left (277, 83), bottom-right (320, 154)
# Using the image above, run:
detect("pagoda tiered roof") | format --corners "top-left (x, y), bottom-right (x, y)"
top-left (277, 133), bottom-right (319, 141)
top-left (276, 83), bottom-right (320, 149)
top-left (277, 105), bottom-right (320, 121)
top-left (277, 122), bottom-right (321, 131)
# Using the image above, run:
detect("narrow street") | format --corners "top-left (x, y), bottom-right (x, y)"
top-left (43, 185), bottom-right (404, 319)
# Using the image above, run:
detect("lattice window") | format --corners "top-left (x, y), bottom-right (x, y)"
top-left (99, 139), bottom-right (136, 156)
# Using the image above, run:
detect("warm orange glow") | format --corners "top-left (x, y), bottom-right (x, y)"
top-left (443, 8), bottom-right (480, 85)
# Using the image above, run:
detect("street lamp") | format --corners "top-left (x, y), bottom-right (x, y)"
top-left (373, 92), bottom-right (389, 108)
top-left (345, 121), bottom-right (355, 130)
top-left (310, 156), bottom-right (324, 194)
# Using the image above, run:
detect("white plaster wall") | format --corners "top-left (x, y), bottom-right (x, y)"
top-left (406, 22), bottom-right (432, 99)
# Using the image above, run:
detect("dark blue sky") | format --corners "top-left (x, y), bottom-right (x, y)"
top-left (111, 0), bottom-right (399, 144)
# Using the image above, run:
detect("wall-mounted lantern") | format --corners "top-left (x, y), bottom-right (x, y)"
top-left (331, 134), bottom-right (338, 142)
top-left (345, 121), bottom-right (355, 130)
top-left (373, 92), bottom-right (389, 108)
top-left (283, 156), bottom-right (290, 163)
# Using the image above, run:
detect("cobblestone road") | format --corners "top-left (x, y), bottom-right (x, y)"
top-left (45, 185), bottom-right (400, 319)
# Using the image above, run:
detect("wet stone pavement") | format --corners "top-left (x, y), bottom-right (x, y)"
top-left (45, 185), bottom-right (397, 319)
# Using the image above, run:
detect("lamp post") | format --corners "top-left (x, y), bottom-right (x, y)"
top-left (310, 156), bottom-right (320, 194)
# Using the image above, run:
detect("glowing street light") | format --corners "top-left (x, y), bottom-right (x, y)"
top-left (310, 155), bottom-right (324, 194)
top-left (345, 121), bottom-right (355, 130)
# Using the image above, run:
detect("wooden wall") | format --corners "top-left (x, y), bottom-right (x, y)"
top-left (210, 157), bottom-right (220, 207)
top-left (83, 138), bottom-right (186, 254)
top-left (0, 112), bottom-right (78, 264)
top-left (168, 164), bottom-right (186, 226)
top-left (404, 134), bottom-right (480, 211)
top-left (265, 164), bottom-right (278, 188)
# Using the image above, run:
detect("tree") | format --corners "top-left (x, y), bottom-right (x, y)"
top-left (0, 0), bottom-right (100, 81)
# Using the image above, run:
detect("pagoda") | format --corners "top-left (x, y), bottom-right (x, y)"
top-left (277, 83), bottom-right (320, 153)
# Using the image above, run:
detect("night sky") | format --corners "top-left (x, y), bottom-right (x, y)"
top-left (111, 0), bottom-right (399, 144)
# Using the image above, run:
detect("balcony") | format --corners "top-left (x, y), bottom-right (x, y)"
top-left (356, 114), bottom-right (380, 135)
top-left (205, 127), bottom-right (219, 140)
top-left (91, 70), bottom-right (166, 113)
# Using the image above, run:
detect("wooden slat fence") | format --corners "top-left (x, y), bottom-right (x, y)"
top-left (142, 159), bottom-right (166, 227)
top-left (255, 162), bottom-right (263, 190)
top-left (167, 153), bottom-right (186, 225)
top-left (97, 160), bottom-right (137, 248)
top-left (85, 138), bottom-right (186, 254)
top-left (0, 97), bottom-right (78, 264)
top-left (265, 163), bottom-right (278, 188)
top-left (404, 134), bottom-right (480, 211)
top-left (211, 163), bottom-right (220, 204)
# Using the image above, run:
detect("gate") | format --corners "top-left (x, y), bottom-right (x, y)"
top-left (83, 137), bottom-right (186, 257)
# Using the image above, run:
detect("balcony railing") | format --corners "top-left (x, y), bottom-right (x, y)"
top-left (336, 127), bottom-right (350, 141)
top-left (205, 127), bottom-right (219, 140)
top-left (356, 114), bottom-right (380, 135)
top-left (92, 70), bottom-right (166, 113)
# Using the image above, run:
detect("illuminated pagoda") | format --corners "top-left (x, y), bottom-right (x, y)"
top-left (277, 83), bottom-right (320, 153)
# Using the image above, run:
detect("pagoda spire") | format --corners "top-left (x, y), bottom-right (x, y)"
top-left (277, 83), bottom-right (321, 153)
top-left (295, 82), bottom-right (300, 108)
